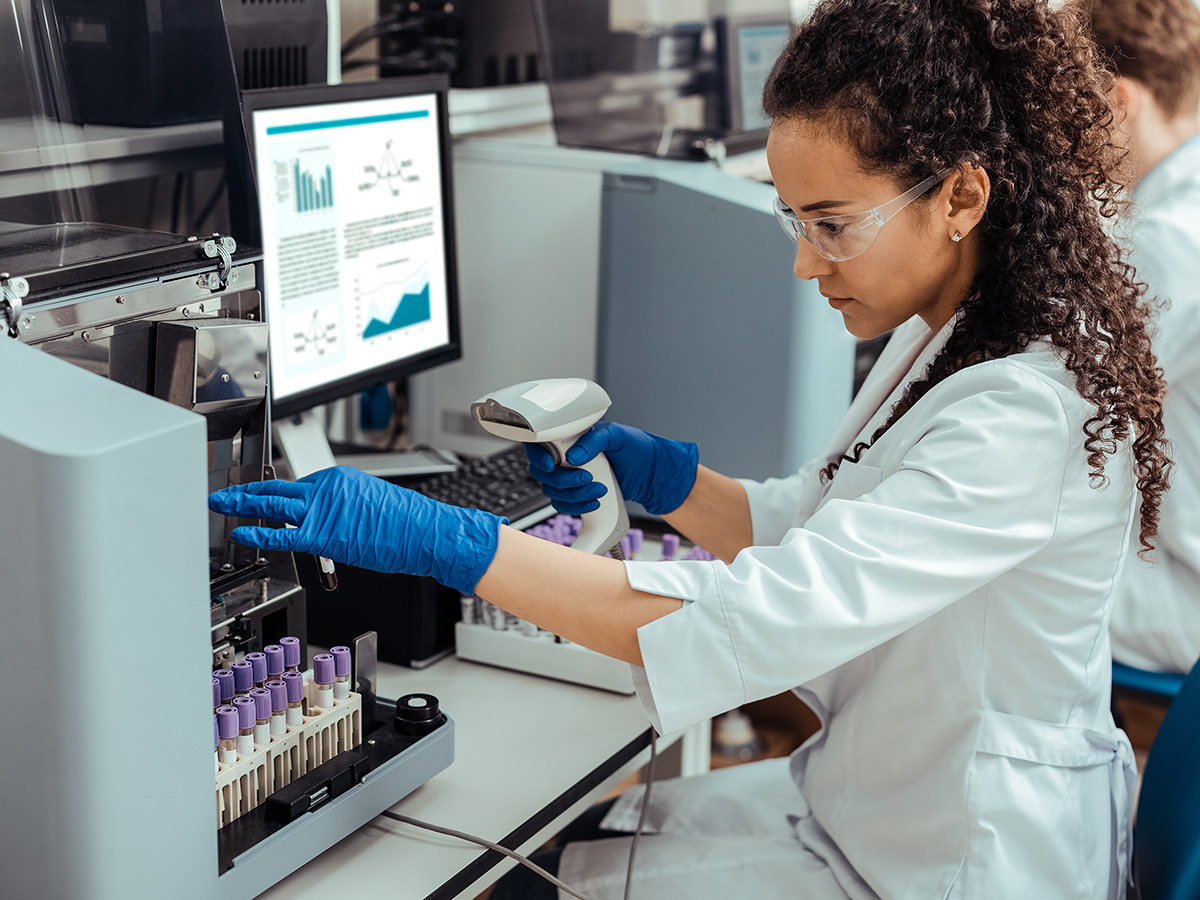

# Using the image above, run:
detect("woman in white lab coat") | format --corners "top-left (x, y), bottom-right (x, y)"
top-left (210, 0), bottom-right (1171, 897)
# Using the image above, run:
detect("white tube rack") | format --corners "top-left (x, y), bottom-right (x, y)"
top-left (215, 682), bottom-right (363, 829)
top-left (454, 621), bottom-right (635, 694)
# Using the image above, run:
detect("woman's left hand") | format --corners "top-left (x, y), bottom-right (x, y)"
top-left (208, 465), bottom-right (505, 596)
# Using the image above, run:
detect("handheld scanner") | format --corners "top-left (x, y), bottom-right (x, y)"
top-left (471, 378), bottom-right (630, 557)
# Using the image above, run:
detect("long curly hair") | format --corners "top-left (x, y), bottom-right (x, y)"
top-left (763, 0), bottom-right (1170, 554)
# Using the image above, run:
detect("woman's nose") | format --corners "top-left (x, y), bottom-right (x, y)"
top-left (793, 239), bottom-right (836, 281)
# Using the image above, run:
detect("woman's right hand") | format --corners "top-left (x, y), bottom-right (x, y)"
top-left (523, 422), bottom-right (698, 516)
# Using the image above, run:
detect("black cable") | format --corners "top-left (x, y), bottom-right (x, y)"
top-left (624, 730), bottom-right (658, 900)
top-left (341, 16), bottom-right (424, 58)
top-left (343, 53), bottom-right (457, 74)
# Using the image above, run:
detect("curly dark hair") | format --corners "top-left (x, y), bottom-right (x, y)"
top-left (763, 0), bottom-right (1170, 555)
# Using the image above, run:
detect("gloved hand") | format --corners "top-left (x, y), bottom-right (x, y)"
top-left (524, 422), bottom-right (699, 516)
top-left (208, 466), bottom-right (505, 596)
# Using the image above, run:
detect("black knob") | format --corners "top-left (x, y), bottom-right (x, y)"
top-left (393, 693), bottom-right (446, 737)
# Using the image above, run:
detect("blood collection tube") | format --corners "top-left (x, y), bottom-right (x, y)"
top-left (316, 555), bottom-right (338, 591)
top-left (216, 706), bottom-right (238, 765)
top-left (459, 594), bottom-right (477, 626)
top-left (250, 687), bottom-right (272, 745)
top-left (282, 671), bottom-right (305, 726)
top-left (312, 654), bottom-right (335, 710)
top-left (245, 651), bottom-right (268, 689)
top-left (330, 646), bottom-right (352, 701)
top-left (232, 696), bottom-right (257, 758)
top-left (628, 528), bottom-right (644, 559)
top-left (213, 677), bottom-right (221, 714)
top-left (214, 669), bottom-right (235, 705)
top-left (280, 636), bottom-right (301, 673)
top-left (264, 644), bottom-right (285, 681)
top-left (266, 680), bottom-right (288, 736)
top-left (214, 716), bottom-right (220, 774)
top-left (231, 660), bottom-right (254, 698)
top-left (660, 533), bottom-right (680, 562)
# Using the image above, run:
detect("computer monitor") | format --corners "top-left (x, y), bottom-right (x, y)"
top-left (232, 75), bottom-right (461, 420)
top-left (717, 16), bottom-right (793, 136)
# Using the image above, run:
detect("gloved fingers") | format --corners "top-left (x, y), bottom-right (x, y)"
top-left (523, 443), bottom-right (556, 475)
top-left (229, 525), bottom-right (306, 553)
top-left (564, 424), bottom-right (619, 467)
top-left (549, 498), bottom-right (601, 516)
top-left (209, 490), bottom-right (308, 526)
top-left (533, 463), bottom-right (596, 491)
top-left (539, 478), bottom-right (608, 505)
top-left (217, 479), bottom-right (309, 499)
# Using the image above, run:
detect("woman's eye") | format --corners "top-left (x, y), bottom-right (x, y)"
top-left (816, 220), bottom-right (846, 236)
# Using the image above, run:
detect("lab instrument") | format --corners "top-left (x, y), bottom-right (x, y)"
top-left (471, 378), bottom-right (630, 557)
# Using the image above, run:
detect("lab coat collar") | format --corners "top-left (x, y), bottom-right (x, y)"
top-left (1134, 132), bottom-right (1200, 211)
top-left (819, 314), bottom-right (958, 463)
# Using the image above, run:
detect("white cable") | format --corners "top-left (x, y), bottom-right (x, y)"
top-left (380, 809), bottom-right (597, 900)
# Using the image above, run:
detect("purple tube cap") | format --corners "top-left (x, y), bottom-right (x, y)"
top-left (213, 677), bottom-right (221, 707)
top-left (280, 636), bottom-right (301, 667)
top-left (214, 669), bottom-right (235, 700)
top-left (267, 680), bottom-right (288, 713)
top-left (264, 644), bottom-right (285, 675)
top-left (282, 670), bottom-right (305, 703)
top-left (233, 695), bottom-right (257, 729)
top-left (661, 533), bottom-right (681, 559)
top-left (245, 651), bottom-right (268, 682)
top-left (214, 715), bottom-right (219, 747)
top-left (313, 653), bottom-right (335, 684)
top-left (629, 528), bottom-right (644, 553)
top-left (217, 706), bottom-right (239, 739)
top-left (251, 687), bottom-right (272, 719)
top-left (231, 661), bottom-right (254, 691)
top-left (330, 646), bottom-right (352, 677)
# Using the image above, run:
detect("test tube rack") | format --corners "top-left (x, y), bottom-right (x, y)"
top-left (216, 680), bottom-right (362, 829)
top-left (454, 620), bottom-right (636, 694)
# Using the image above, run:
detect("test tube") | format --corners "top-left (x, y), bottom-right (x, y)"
top-left (330, 646), bottom-right (352, 701)
top-left (282, 671), bottom-right (305, 726)
top-left (214, 716), bottom-right (220, 774)
top-left (264, 644), bottom-right (285, 681)
top-left (216, 706), bottom-right (238, 765)
top-left (312, 654), bottom-right (335, 710)
top-left (280, 636), bottom-right (301, 673)
top-left (250, 687), bottom-right (272, 745)
top-left (214, 669), bottom-right (235, 706)
top-left (459, 594), bottom-right (477, 626)
top-left (628, 528), bottom-right (644, 559)
top-left (266, 679), bottom-right (288, 736)
top-left (660, 533), bottom-right (680, 562)
top-left (232, 696), bottom-right (257, 758)
top-left (245, 651), bottom-right (268, 689)
top-left (212, 677), bottom-right (221, 714)
top-left (231, 660), bottom-right (254, 698)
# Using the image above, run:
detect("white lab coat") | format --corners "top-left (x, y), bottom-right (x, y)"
top-left (560, 315), bottom-right (1138, 900)
top-left (1109, 133), bottom-right (1200, 673)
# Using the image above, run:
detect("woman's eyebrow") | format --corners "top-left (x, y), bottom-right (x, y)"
top-left (798, 199), bottom-right (854, 213)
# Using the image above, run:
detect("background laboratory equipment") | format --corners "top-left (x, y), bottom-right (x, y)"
top-left (0, 2), bottom-right (453, 896)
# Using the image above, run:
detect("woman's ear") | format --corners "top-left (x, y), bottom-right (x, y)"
top-left (1113, 75), bottom-right (1142, 127)
top-left (945, 163), bottom-right (990, 241)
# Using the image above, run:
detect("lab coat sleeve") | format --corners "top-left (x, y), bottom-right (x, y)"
top-left (625, 363), bottom-right (1074, 735)
top-left (1131, 214), bottom-right (1200, 379)
top-left (736, 458), bottom-right (825, 546)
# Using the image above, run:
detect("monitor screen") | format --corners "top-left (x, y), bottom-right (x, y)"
top-left (733, 22), bottom-right (791, 133)
top-left (234, 77), bottom-right (461, 418)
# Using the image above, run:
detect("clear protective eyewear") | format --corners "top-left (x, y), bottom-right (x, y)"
top-left (773, 168), bottom-right (954, 262)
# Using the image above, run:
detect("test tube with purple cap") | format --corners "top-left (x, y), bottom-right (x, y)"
top-left (330, 646), bottom-right (352, 701)
top-left (245, 651), bottom-right (268, 689)
top-left (250, 687), bottom-right (272, 744)
top-left (216, 706), bottom-right (238, 765)
top-left (312, 653), bottom-right (335, 710)
top-left (231, 660), bottom-right (254, 698)
top-left (232, 696), bottom-right (257, 758)
top-left (214, 669), bottom-right (235, 705)
top-left (282, 671), bottom-right (305, 726)
top-left (264, 644), bottom-right (285, 681)
top-left (266, 680), bottom-right (288, 736)
top-left (280, 636), bottom-right (301, 673)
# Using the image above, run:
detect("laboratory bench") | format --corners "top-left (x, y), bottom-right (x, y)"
top-left (255, 653), bottom-right (710, 900)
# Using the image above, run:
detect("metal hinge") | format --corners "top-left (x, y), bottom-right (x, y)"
top-left (1, 272), bottom-right (30, 339)
top-left (192, 233), bottom-right (238, 292)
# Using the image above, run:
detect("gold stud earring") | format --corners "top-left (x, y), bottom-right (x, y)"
top-left (951, 232), bottom-right (963, 243)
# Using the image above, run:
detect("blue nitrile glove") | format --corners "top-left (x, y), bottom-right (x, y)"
top-left (208, 466), bottom-right (505, 596)
top-left (524, 422), bottom-right (699, 516)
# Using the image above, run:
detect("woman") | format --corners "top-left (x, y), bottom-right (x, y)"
top-left (210, 0), bottom-right (1170, 896)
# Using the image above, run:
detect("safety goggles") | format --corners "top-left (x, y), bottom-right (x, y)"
top-left (772, 168), bottom-right (954, 262)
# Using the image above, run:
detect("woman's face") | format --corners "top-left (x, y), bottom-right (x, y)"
top-left (766, 116), bottom-right (981, 340)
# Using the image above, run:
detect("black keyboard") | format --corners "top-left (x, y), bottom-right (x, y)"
top-left (410, 443), bottom-right (552, 523)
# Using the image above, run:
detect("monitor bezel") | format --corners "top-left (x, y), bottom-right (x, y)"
top-left (230, 75), bottom-right (462, 420)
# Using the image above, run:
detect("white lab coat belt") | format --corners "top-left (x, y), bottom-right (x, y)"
top-left (976, 710), bottom-right (1136, 900)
